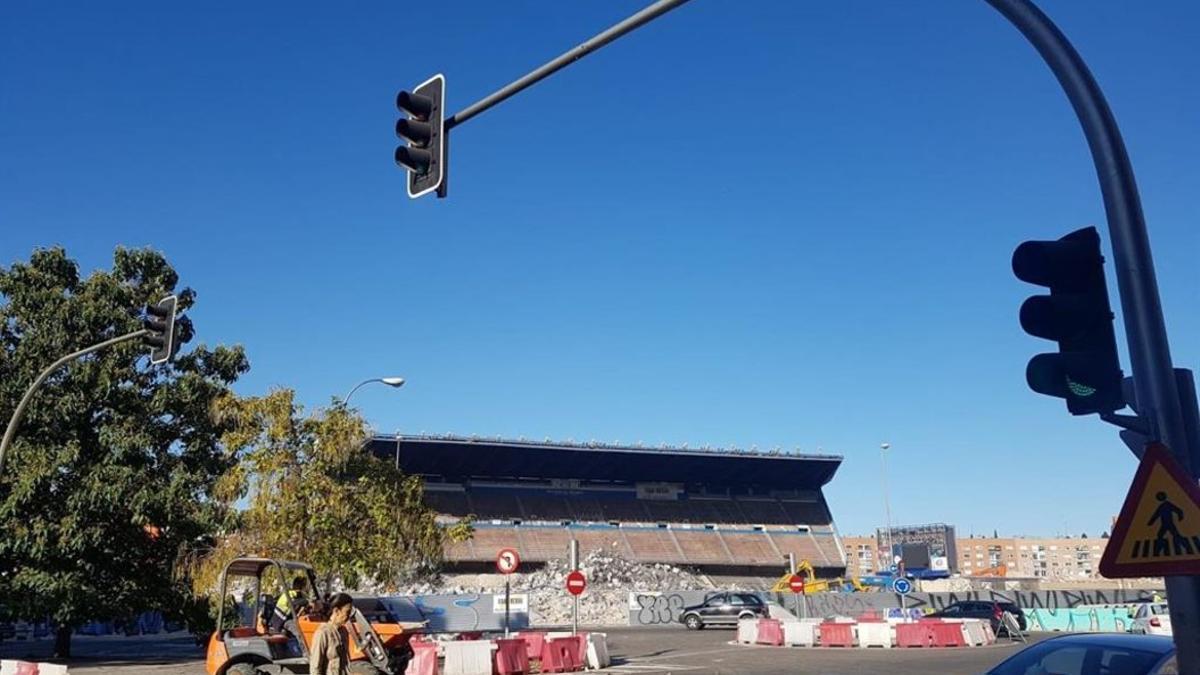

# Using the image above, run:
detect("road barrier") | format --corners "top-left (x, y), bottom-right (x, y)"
top-left (0, 663), bottom-right (67, 675)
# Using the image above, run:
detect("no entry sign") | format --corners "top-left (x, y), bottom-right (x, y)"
top-left (788, 573), bottom-right (806, 594)
top-left (496, 548), bottom-right (521, 575)
top-left (566, 570), bottom-right (587, 596)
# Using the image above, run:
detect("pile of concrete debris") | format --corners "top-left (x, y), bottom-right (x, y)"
top-left (392, 548), bottom-right (709, 626)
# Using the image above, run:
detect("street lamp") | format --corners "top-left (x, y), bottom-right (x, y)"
top-left (344, 377), bottom-right (406, 405)
top-left (880, 442), bottom-right (894, 573)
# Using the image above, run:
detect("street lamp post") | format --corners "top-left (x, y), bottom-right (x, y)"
top-left (344, 377), bottom-right (406, 406)
top-left (880, 442), bottom-right (894, 573)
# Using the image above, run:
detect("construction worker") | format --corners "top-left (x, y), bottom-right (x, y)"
top-left (271, 577), bottom-right (310, 632)
top-left (311, 593), bottom-right (354, 675)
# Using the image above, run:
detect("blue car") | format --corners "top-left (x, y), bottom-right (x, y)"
top-left (986, 633), bottom-right (1176, 675)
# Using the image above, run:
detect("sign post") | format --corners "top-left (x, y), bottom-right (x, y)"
top-left (496, 548), bottom-right (521, 637)
top-left (788, 573), bottom-right (806, 620)
top-left (893, 578), bottom-right (913, 622)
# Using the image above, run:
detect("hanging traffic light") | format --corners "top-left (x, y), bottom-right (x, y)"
top-left (144, 295), bottom-right (178, 365)
top-left (395, 74), bottom-right (445, 199)
top-left (1012, 226), bottom-right (1124, 415)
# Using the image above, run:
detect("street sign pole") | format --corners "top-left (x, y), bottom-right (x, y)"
top-left (986, 0), bottom-right (1200, 667)
top-left (505, 578), bottom-right (510, 638)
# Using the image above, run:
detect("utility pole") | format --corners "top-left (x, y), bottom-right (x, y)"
top-left (403, 0), bottom-right (1200, 666)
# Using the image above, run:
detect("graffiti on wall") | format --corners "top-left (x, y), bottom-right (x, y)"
top-left (627, 588), bottom-right (1162, 626)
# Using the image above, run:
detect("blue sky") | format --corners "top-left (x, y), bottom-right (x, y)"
top-left (2, 1), bottom-right (1197, 538)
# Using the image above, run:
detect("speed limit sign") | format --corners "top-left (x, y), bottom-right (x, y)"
top-left (496, 548), bottom-right (521, 575)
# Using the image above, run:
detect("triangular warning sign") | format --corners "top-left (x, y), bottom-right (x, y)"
top-left (1100, 443), bottom-right (1200, 578)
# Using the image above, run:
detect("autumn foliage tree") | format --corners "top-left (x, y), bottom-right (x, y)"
top-left (0, 247), bottom-right (248, 657)
top-left (189, 389), bottom-right (471, 598)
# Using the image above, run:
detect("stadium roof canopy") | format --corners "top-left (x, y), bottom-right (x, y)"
top-left (368, 435), bottom-right (842, 490)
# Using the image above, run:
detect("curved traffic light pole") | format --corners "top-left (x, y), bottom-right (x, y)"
top-left (433, 0), bottom-right (1200, 664)
top-left (0, 329), bottom-right (149, 477)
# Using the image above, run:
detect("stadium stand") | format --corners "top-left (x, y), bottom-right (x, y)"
top-left (370, 435), bottom-right (848, 579)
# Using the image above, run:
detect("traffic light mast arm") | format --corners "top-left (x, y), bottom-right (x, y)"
top-left (443, 0), bottom-right (693, 131)
top-left (0, 328), bottom-right (148, 476)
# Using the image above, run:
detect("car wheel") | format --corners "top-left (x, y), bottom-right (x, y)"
top-left (226, 664), bottom-right (266, 675)
top-left (738, 612), bottom-right (757, 622)
top-left (684, 614), bottom-right (703, 630)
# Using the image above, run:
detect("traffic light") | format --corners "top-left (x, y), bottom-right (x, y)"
top-left (395, 73), bottom-right (445, 199)
top-left (1012, 226), bottom-right (1124, 415)
top-left (144, 295), bottom-right (178, 365)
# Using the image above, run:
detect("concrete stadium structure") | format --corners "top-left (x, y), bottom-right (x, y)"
top-left (368, 435), bottom-right (849, 582)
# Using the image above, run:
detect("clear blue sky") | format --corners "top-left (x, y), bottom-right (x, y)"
top-left (2, 1), bottom-right (1197, 538)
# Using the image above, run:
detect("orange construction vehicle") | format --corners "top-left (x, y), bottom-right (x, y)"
top-left (205, 557), bottom-right (424, 675)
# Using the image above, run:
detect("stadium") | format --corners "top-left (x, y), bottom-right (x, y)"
top-left (368, 434), bottom-right (848, 586)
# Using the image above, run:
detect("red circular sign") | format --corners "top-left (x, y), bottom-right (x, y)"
top-left (788, 574), bottom-right (806, 594)
top-left (566, 570), bottom-right (587, 596)
top-left (496, 548), bottom-right (521, 574)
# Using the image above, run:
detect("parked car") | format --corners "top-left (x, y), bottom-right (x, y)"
top-left (679, 592), bottom-right (768, 630)
top-left (985, 633), bottom-right (1176, 675)
top-left (929, 600), bottom-right (1026, 634)
top-left (1129, 603), bottom-right (1172, 636)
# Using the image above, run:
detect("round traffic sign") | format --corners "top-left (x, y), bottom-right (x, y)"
top-left (566, 570), bottom-right (587, 596)
top-left (496, 548), bottom-right (521, 574)
top-left (788, 573), bottom-right (807, 594)
top-left (892, 578), bottom-right (912, 595)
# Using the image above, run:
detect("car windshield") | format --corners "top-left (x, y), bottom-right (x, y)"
top-left (989, 640), bottom-right (1167, 675)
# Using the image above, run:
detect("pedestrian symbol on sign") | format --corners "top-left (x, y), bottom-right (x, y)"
top-left (1148, 491), bottom-right (1189, 556)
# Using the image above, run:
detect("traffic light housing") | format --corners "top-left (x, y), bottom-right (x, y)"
top-left (144, 295), bottom-right (178, 364)
top-left (395, 74), bottom-right (445, 199)
top-left (1012, 226), bottom-right (1124, 415)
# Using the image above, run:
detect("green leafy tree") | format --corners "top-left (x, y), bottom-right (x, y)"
top-left (191, 389), bottom-right (471, 594)
top-left (0, 247), bottom-right (248, 657)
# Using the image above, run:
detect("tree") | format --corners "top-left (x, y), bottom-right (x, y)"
top-left (190, 389), bottom-right (471, 595)
top-left (1102, 531), bottom-right (1110, 539)
top-left (993, 529), bottom-right (998, 539)
top-left (0, 247), bottom-right (249, 657)
top-left (1081, 532), bottom-right (1088, 539)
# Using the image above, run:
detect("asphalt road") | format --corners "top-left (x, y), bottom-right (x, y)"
top-left (1, 627), bottom-right (1051, 675)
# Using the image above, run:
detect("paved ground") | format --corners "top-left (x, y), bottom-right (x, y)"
top-left (1, 627), bottom-right (1052, 675)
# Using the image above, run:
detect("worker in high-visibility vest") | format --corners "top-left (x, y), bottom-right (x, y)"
top-left (271, 577), bottom-right (310, 632)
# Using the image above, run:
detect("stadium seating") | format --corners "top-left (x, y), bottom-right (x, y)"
top-left (719, 532), bottom-right (782, 565)
top-left (423, 490), bottom-right (471, 517)
top-left (518, 494), bottom-right (574, 522)
top-left (518, 527), bottom-right (573, 561)
top-left (672, 529), bottom-right (733, 563)
top-left (468, 490), bottom-right (524, 519)
top-left (624, 529), bottom-right (684, 563)
top-left (736, 499), bottom-right (789, 523)
top-left (426, 485), bottom-right (846, 571)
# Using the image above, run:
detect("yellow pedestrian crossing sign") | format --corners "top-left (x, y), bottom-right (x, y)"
top-left (1100, 443), bottom-right (1200, 578)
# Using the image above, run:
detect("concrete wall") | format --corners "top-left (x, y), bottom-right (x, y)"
top-left (379, 593), bottom-right (530, 633)
top-left (626, 588), bottom-right (1163, 627)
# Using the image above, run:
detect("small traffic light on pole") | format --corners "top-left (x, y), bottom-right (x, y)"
top-left (144, 295), bottom-right (178, 364)
top-left (395, 74), bottom-right (446, 199)
top-left (1012, 226), bottom-right (1124, 415)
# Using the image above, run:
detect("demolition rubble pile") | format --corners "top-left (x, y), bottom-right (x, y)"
top-left (396, 549), bottom-right (709, 626)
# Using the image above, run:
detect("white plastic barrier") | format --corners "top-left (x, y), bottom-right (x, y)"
top-left (962, 620), bottom-right (988, 646)
top-left (782, 621), bottom-right (818, 647)
top-left (1, 663), bottom-right (67, 675)
top-left (586, 632), bottom-right (611, 669)
top-left (441, 640), bottom-right (495, 675)
top-left (856, 622), bottom-right (892, 649)
top-left (737, 618), bottom-right (759, 644)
